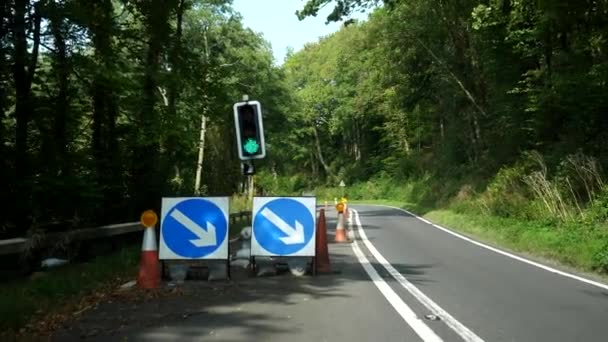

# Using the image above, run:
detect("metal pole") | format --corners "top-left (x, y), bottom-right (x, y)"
top-left (194, 115), bottom-right (207, 195)
top-left (248, 174), bottom-right (254, 200)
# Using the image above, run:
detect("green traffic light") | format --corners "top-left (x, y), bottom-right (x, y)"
top-left (244, 138), bottom-right (260, 154)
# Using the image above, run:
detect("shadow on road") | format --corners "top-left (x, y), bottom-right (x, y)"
top-left (49, 242), bottom-right (435, 341)
top-left (45, 209), bottom-right (438, 341)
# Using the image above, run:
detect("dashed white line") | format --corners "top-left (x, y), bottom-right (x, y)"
top-left (351, 208), bottom-right (485, 342)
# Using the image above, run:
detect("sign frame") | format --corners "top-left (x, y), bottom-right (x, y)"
top-left (250, 196), bottom-right (318, 276)
top-left (251, 196), bottom-right (317, 257)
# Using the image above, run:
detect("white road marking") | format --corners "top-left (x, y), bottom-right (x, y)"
top-left (418, 217), bottom-right (433, 225)
top-left (364, 204), bottom-right (608, 292)
top-left (352, 208), bottom-right (484, 342)
top-left (348, 214), bottom-right (444, 341)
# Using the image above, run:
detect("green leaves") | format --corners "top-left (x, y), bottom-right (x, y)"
top-left (0, 0), bottom-right (287, 236)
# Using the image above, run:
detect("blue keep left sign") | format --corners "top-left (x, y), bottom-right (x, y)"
top-left (251, 197), bottom-right (316, 257)
top-left (159, 197), bottom-right (229, 260)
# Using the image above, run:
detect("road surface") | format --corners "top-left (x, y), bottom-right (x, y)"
top-left (52, 204), bottom-right (608, 341)
top-left (345, 204), bottom-right (608, 341)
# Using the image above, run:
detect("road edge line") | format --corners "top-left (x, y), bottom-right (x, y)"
top-left (348, 211), bottom-right (443, 341)
top-left (359, 204), bottom-right (608, 292)
top-left (352, 209), bottom-right (484, 342)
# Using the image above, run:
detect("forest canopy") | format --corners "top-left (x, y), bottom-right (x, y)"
top-left (2, 0), bottom-right (608, 238)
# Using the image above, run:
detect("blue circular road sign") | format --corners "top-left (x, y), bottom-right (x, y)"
top-left (253, 198), bottom-right (315, 255)
top-left (162, 198), bottom-right (227, 258)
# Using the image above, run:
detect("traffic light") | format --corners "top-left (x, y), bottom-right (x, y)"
top-left (233, 100), bottom-right (266, 160)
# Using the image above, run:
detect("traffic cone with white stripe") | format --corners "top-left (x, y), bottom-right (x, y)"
top-left (334, 203), bottom-right (348, 243)
top-left (137, 210), bottom-right (161, 289)
top-left (334, 212), bottom-right (348, 243)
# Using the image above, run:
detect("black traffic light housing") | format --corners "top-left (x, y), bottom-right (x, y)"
top-left (233, 100), bottom-right (266, 160)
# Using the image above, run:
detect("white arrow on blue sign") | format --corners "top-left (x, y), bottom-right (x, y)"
top-left (159, 197), bottom-right (229, 260)
top-left (251, 197), bottom-right (316, 257)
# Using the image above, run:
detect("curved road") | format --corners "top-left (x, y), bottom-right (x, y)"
top-left (346, 204), bottom-right (608, 342)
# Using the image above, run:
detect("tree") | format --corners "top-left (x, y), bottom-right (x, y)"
top-left (12, 0), bottom-right (41, 230)
top-left (0, 0), bottom-right (288, 237)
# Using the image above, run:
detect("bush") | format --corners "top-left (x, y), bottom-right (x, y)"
top-left (477, 163), bottom-right (532, 219)
top-left (587, 187), bottom-right (608, 223)
top-left (593, 242), bottom-right (608, 273)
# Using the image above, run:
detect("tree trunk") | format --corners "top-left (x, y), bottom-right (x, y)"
top-left (12, 0), bottom-right (41, 230)
top-left (134, 37), bottom-right (162, 213)
top-left (356, 119), bottom-right (362, 161)
top-left (13, 0), bottom-right (30, 182)
top-left (0, 1), bottom-right (8, 234)
top-left (163, 0), bottom-right (186, 192)
top-left (133, 1), bottom-right (173, 214)
top-left (439, 113), bottom-right (445, 141)
top-left (309, 152), bottom-right (318, 178)
top-left (194, 115), bottom-right (207, 195)
top-left (437, 96), bottom-right (445, 141)
top-left (0, 1), bottom-right (7, 154)
top-left (50, 3), bottom-right (69, 176)
top-left (90, 0), bottom-right (121, 222)
top-left (312, 125), bottom-right (331, 176)
top-left (167, 0), bottom-right (185, 119)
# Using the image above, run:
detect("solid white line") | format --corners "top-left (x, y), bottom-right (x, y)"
top-left (348, 215), bottom-right (443, 341)
top-left (418, 217), bottom-right (433, 225)
top-left (352, 209), bottom-right (484, 342)
top-left (362, 204), bottom-right (608, 291)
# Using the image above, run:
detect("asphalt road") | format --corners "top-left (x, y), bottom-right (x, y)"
top-left (346, 204), bottom-right (608, 342)
top-left (51, 204), bottom-right (608, 341)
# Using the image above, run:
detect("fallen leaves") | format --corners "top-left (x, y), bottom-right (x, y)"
top-left (14, 277), bottom-right (184, 338)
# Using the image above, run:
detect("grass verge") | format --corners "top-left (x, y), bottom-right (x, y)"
top-left (0, 245), bottom-right (139, 333)
top-left (351, 200), bottom-right (608, 278)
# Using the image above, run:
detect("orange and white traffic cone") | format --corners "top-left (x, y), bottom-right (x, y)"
top-left (137, 210), bottom-right (161, 289)
top-left (334, 211), bottom-right (348, 243)
top-left (334, 202), bottom-right (348, 243)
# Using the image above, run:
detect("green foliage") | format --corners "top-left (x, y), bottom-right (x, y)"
top-left (230, 194), bottom-right (251, 213)
top-left (1, 0), bottom-right (289, 237)
top-left (587, 188), bottom-right (608, 223)
top-left (593, 242), bottom-right (608, 273)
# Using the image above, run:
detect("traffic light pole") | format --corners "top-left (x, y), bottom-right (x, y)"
top-left (248, 173), bottom-right (254, 200)
top-left (234, 95), bottom-right (264, 200)
top-left (242, 159), bottom-right (255, 199)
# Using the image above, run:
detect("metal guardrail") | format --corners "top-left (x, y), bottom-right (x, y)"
top-left (0, 211), bottom-right (253, 257)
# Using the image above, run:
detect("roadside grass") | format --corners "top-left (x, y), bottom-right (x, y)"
top-left (0, 245), bottom-right (139, 333)
top-left (351, 199), bottom-right (608, 277)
